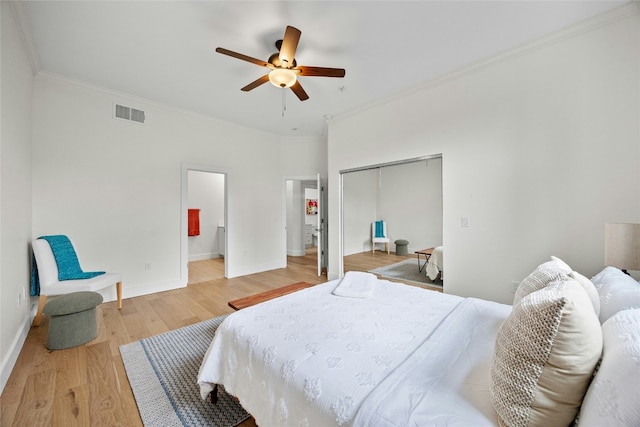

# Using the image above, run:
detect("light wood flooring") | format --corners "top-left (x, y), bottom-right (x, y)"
top-left (0, 249), bottom-right (427, 426)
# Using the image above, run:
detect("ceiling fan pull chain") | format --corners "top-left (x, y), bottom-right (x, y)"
top-left (282, 89), bottom-right (286, 117)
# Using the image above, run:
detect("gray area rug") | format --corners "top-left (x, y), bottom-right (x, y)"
top-left (370, 258), bottom-right (442, 287)
top-left (120, 315), bottom-right (250, 427)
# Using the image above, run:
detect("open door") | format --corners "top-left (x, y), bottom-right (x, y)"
top-left (316, 173), bottom-right (323, 276)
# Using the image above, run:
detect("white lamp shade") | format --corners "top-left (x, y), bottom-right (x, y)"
top-left (605, 223), bottom-right (640, 271)
top-left (269, 68), bottom-right (297, 88)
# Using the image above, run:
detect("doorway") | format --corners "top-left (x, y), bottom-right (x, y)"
top-left (283, 175), bottom-right (325, 276)
top-left (181, 163), bottom-right (228, 285)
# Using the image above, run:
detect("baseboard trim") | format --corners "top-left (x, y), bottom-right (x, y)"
top-left (0, 278), bottom-right (186, 394)
top-left (188, 253), bottom-right (221, 262)
top-left (121, 279), bottom-right (186, 300)
top-left (287, 249), bottom-right (306, 257)
top-left (0, 314), bottom-right (31, 394)
top-left (227, 261), bottom-right (282, 279)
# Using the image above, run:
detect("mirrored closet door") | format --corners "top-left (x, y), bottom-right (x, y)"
top-left (341, 155), bottom-right (444, 289)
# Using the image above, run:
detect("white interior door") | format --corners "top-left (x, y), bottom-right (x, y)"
top-left (317, 173), bottom-right (323, 276)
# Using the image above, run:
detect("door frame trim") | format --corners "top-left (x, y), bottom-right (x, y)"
top-left (281, 175), bottom-right (319, 271)
top-left (181, 163), bottom-right (230, 284)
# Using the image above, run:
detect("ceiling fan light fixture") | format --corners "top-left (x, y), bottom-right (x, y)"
top-left (216, 25), bottom-right (344, 101)
top-left (269, 68), bottom-right (297, 88)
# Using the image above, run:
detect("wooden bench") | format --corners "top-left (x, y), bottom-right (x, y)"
top-left (414, 247), bottom-right (435, 272)
top-left (228, 281), bottom-right (313, 310)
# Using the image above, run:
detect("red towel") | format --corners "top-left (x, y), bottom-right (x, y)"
top-left (188, 209), bottom-right (200, 236)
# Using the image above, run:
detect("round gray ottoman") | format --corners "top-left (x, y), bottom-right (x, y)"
top-left (43, 291), bottom-right (103, 350)
top-left (395, 239), bottom-right (409, 256)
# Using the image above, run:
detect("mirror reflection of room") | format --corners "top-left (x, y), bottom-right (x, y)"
top-left (342, 156), bottom-right (443, 290)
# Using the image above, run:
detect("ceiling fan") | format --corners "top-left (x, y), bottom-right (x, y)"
top-left (216, 25), bottom-right (346, 101)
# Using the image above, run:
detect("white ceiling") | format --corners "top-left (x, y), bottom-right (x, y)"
top-left (17, 1), bottom-right (629, 138)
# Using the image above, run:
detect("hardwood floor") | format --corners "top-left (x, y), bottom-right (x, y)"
top-left (344, 249), bottom-right (412, 274)
top-left (187, 257), bottom-right (226, 284)
top-left (0, 249), bottom-right (426, 426)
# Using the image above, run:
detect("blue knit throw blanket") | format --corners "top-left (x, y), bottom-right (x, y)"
top-left (375, 221), bottom-right (385, 238)
top-left (30, 235), bottom-right (105, 296)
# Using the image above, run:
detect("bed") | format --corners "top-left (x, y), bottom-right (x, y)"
top-left (425, 245), bottom-right (443, 281)
top-left (198, 258), bottom-right (640, 427)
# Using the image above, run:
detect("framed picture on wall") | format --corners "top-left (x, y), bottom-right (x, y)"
top-left (306, 199), bottom-right (318, 215)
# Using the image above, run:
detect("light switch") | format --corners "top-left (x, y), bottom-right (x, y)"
top-left (461, 216), bottom-right (470, 227)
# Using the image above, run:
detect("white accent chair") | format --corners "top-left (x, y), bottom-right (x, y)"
top-left (371, 221), bottom-right (390, 254)
top-left (32, 238), bottom-right (122, 326)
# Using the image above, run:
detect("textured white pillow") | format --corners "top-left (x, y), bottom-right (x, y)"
top-left (591, 266), bottom-right (628, 286)
top-left (491, 280), bottom-right (603, 427)
top-left (591, 267), bottom-right (640, 324)
top-left (578, 309), bottom-right (640, 427)
top-left (550, 255), bottom-right (572, 272)
top-left (513, 258), bottom-right (571, 306)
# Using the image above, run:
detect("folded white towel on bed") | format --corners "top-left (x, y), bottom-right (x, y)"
top-left (332, 271), bottom-right (376, 298)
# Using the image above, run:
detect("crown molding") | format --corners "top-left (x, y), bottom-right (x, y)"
top-left (8, 1), bottom-right (41, 76)
top-left (337, 1), bottom-right (640, 122)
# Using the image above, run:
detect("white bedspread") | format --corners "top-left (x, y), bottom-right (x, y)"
top-left (352, 297), bottom-right (511, 426)
top-left (426, 245), bottom-right (444, 280)
top-left (198, 279), bottom-right (463, 426)
top-left (198, 278), bottom-right (511, 426)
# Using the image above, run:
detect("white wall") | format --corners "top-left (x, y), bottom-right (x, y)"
top-left (286, 180), bottom-right (304, 256)
top-left (280, 133), bottom-right (325, 260)
top-left (379, 158), bottom-right (442, 253)
top-left (279, 136), bottom-right (327, 176)
top-left (30, 74), bottom-right (326, 296)
top-left (187, 170), bottom-right (224, 261)
top-left (1, 69), bottom-right (325, 391)
top-left (328, 6), bottom-right (640, 304)
top-left (0, 2), bottom-right (34, 392)
top-left (343, 169), bottom-right (379, 255)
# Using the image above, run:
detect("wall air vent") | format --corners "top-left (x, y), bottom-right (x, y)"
top-left (114, 103), bottom-right (146, 124)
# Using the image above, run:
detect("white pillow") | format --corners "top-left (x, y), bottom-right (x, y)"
top-left (591, 266), bottom-right (628, 286)
top-left (591, 267), bottom-right (640, 323)
top-left (513, 258), bottom-right (571, 306)
top-left (514, 257), bottom-right (599, 315)
top-left (550, 256), bottom-right (600, 315)
top-left (491, 279), bottom-right (603, 427)
top-left (578, 309), bottom-right (640, 427)
top-left (550, 255), bottom-right (572, 272)
top-left (568, 271), bottom-right (600, 317)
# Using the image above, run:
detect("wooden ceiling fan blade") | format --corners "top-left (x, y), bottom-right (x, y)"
top-left (216, 47), bottom-right (270, 68)
top-left (279, 26), bottom-right (301, 69)
top-left (291, 81), bottom-right (309, 101)
top-left (241, 75), bottom-right (270, 91)
top-left (296, 65), bottom-right (345, 78)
